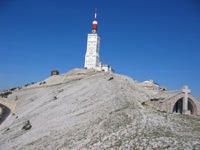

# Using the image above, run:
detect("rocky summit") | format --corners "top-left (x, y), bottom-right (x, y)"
top-left (0, 69), bottom-right (200, 150)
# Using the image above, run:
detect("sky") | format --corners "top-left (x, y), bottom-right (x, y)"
top-left (0, 0), bottom-right (200, 98)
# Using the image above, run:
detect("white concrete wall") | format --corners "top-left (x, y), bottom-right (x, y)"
top-left (84, 33), bottom-right (100, 69)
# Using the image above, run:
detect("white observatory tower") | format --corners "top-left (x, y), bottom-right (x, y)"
top-left (84, 9), bottom-right (114, 73)
top-left (84, 9), bottom-right (100, 69)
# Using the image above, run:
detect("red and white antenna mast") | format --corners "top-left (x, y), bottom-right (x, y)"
top-left (92, 8), bottom-right (98, 33)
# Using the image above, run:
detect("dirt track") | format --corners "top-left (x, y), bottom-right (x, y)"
top-left (0, 98), bottom-right (16, 129)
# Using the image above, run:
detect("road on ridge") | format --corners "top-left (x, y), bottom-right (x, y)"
top-left (0, 103), bottom-right (11, 125)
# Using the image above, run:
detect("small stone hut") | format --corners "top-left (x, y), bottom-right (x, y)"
top-left (51, 70), bottom-right (59, 76)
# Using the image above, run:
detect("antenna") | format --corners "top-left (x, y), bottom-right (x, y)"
top-left (94, 8), bottom-right (97, 20)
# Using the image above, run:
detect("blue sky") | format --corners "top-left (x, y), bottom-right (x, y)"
top-left (0, 0), bottom-right (200, 98)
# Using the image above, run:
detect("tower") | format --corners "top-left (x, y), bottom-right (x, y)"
top-left (84, 9), bottom-right (100, 69)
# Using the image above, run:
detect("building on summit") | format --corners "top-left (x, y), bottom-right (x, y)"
top-left (84, 9), bottom-right (114, 73)
top-left (51, 70), bottom-right (59, 76)
top-left (139, 79), bottom-right (159, 90)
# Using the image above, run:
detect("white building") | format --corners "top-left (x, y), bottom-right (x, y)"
top-left (139, 79), bottom-right (159, 90)
top-left (84, 9), bottom-right (114, 73)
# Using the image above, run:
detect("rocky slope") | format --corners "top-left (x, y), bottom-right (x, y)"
top-left (0, 68), bottom-right (200, 150)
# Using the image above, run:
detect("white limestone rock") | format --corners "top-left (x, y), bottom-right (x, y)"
top-left (0, 69), bottom-right (199, 150)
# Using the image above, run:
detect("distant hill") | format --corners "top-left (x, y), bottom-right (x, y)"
top-left (0, 68), bottom-right (200, 150)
